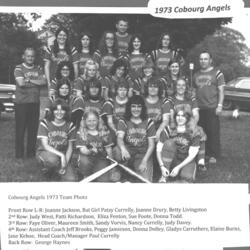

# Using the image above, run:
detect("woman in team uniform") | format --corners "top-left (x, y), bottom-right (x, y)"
top-left (76, 110), bottom-right (114, 182)
top-left (103, 58), bottom-right (133, 99)
top-left (45, 78), bottom-right (84, 129)
top-left (49, 61), bottom-right (75, 99)
top-left (156, 106), bottom-right (204, 183)
top-left (74, 59), bottom-right (104, 99)
top-left (151, 32), bottom-right (184, 78)
top-left (93, 31), bottom-right (119, 78)
top-left (124, 34), bottom-right (152, 81)
top-left (144, 77), bottom-right (165, 130)
top-left (77, 32), bottom-right (95, 76)
top-left (37, 99), bottom-right (77, 181)
top-left (83, 78), bottom-right (105, 115)
top-left (102, 79), bottom-right (129, 140)
top-left (163, 58), bottom-right (184, 97)
top-left (114, 95), bottom-right (156, 182)
top-left (44, 27), bottom-right (78, 86)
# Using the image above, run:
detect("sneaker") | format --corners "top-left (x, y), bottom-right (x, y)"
top-left (208, 157), bottom-right (217, 164)
top-left (198, 164), bottom-right (207, 172)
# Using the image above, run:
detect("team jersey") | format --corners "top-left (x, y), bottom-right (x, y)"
top-left (117, 118), bottom-right (156, 153)
top-left (77, 51), bottom-right (93, 75)
top-left (76, 130), bottom-right (113, 156)
top-left (144, 98), bottom-right (164, 129)
top-left (37, 119), bottom-right (76, 153)
top-left (83, 98), bottom-right (105, 115)
top-left (124, 53), bottom-right (152, 80)
top-left (44, 45), bottom-right (78, 81)
top-left (151, 49), bottom-right (182, 77)
top-left (14, 63), bottom-right (44, 103)
top-left (163, 95), bottom-right (198, 115)
top-left (93, 50), bottom-right (118, 77)
top-left (103, 75), bottom-right (133, 98)
top-left (193, 67), bottom-right (225, 109)
top-left (159, 127), bottom-right (201, 161)
top-left (115, 32), bottom-right (131, 55)
top-left (102, 98), bottom-right (127, 127)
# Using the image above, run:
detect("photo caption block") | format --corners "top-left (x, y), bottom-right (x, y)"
top-left (0, 183), bottom-right (249, 249)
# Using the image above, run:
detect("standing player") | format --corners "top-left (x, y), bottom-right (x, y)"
top-left (93, 31), bottom-right (119, 78)
top-left (44, 27), bottom-right (78, 87)
top-left (14, 47), bottom-right (46, 159)
top-left (193, 51), bottom-right (225, 164)
top-left (151, 32), bottom-right (184, 78)
top-left (115, 16), bottom-right (132, 55)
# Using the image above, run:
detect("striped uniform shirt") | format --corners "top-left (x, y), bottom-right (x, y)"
top-left (37, 119), bottom-right (76, 153)
top-left (193, 67), bottom-right (225, 109)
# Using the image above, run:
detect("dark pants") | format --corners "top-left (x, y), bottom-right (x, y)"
top-left (15, 103), bottom-right (40, 158)
top-left (198, 108), bottom-right (220, 158)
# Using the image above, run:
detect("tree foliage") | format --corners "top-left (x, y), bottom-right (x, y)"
top-left (186, 27), bottom-right (250, 82)
top-left (0, 13), bottom-right (42, 83)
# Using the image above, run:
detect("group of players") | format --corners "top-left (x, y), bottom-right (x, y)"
top-left (14, 16), bottom-right (225, 183)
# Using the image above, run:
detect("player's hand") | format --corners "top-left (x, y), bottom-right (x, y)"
top-left (121, 148), bottom-right (131, 161)
top-left (138, 159), bottom-right (147, 172)
top-left (160, 165), bottom-right (169, 177)
top-left (216, 105), bottom-right (223, 115)
top-left (170, 166), bottom-right (180, 177)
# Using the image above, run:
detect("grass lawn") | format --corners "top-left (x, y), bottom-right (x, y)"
top-left (0, 108), bottom-right (250, 184)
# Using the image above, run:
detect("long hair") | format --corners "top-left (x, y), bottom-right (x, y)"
top-left (128, 34), bottom-right (145, 54)
top-left (55, 61), bottom-right (75, 81)
top-left (157, 32), bottom-right (172, 50)
top-left (77, 31), bottom-right (95, 55)
top-left (173, 77), bottom-right (191, 100)
top-left (124, 95), bottom-right (147, 121)
top-left (79, 110), bottom-right (107, 141)
top-left (109, 58), bottom-right (128, 77)
top-left (56, 78), bottom-right (71, 100)
top-left (85, 78), bottom-right (102, 100)
top-left (144, 76), bottom-right (163, 98)
top-left (47, 98), bottom-right (70, 122)
top-left (53, 27), bottom-right (71, 55)
top-left (98, 31), bottom-right (118, 56)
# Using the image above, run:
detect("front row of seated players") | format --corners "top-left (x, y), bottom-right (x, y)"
top-left (36, 79), bottom-right (206, 182)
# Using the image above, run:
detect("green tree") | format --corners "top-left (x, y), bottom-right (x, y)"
top-left (0, 13), bottom-right (42, 83)
top-left (186, 27), bottom-right (250, 82)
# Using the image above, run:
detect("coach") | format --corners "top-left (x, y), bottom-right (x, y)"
top-left (14, 47), bottom-right (46, 159)
top-left (193, 51), bottom-right (225, 164)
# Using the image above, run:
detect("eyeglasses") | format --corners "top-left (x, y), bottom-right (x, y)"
top-left (106, 37), bottom-right (114, 40)
top-left (61, 68), bottom-right (70, 71)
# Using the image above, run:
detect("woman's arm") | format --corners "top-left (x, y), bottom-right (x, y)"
top-left (117, 132), bottom-right (130, 160)
top-left (44, 60), bottom-right (51, 87)
top-left (65, 140), bottom-right (74, 164)
top-left (156, 141), bottom-right (170, 177)
top-left (192, 108), bottom-right (199, 125)
top-left (155, 113), bottom-right (170, 141)
top-left (170, 146), bottom-right (199, 177)
top-left (40, 137), bottom-right (66, 168)
top-left (107, 115), bottom-right (117, 133)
